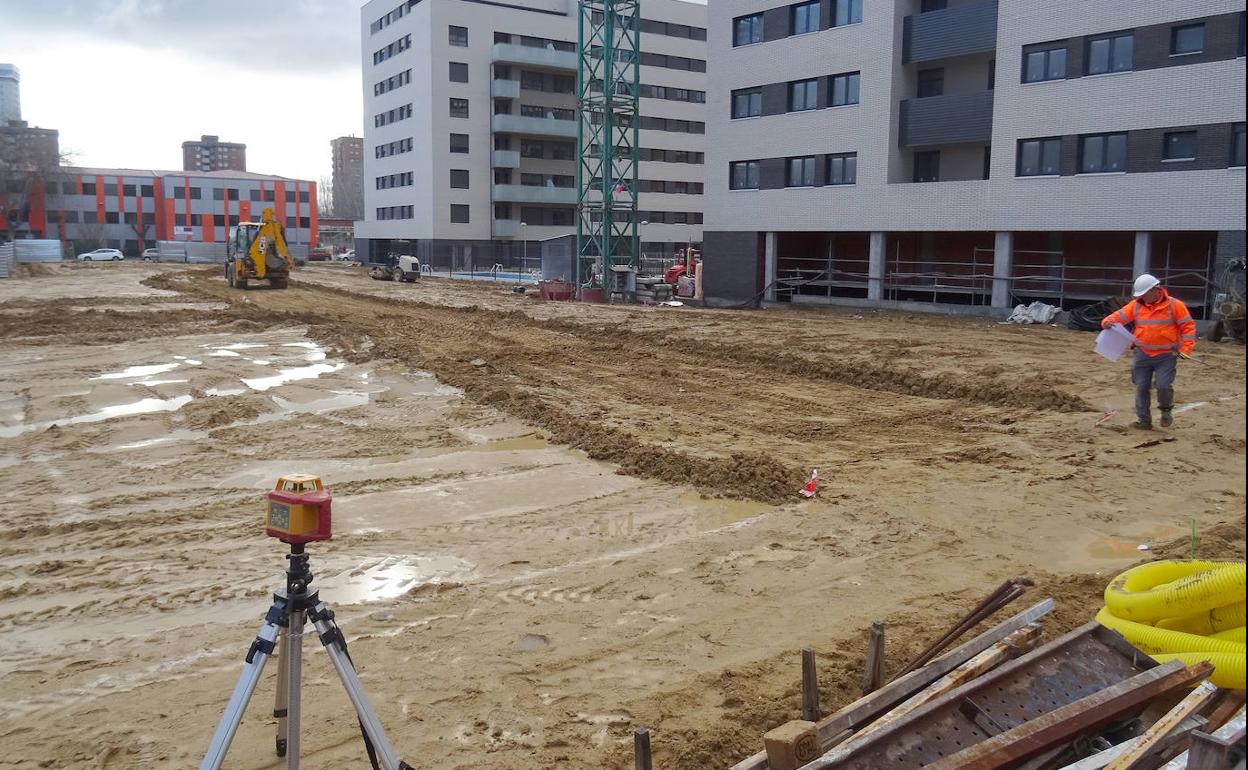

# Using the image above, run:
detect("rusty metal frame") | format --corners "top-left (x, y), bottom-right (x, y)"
top-left (801, 622), bottom-right (1162, 770)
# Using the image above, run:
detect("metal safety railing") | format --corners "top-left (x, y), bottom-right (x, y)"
top-left (776, 253), bottom-right (871, 297)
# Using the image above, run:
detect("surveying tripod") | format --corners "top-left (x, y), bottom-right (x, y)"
top-left (199, 543), bottom-right (413, 769)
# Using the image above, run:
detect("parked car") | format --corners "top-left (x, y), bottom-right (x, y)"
top-left (141, 248), bottom-right (159, 262)
top-left (309, 246), bottom-right (333, 262)
top-left (77, 248), bottom-right (124, 262)
top-left (333, 249), bottom-right (356, 263)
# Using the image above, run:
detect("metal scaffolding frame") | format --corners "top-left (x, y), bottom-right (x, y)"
top-left (575, 0), bottom-right (640, 291)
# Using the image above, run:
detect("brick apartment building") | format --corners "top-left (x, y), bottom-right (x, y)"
top-left (182, 135), bottom-right (248, 173)
top-left (331, 136), bottom-right (365, 220)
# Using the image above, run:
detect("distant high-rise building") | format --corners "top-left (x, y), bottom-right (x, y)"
top-left (330, 135), bottom-right (364, 220)
top-left (181, 134), bottom-right (247, 173)
top-left (0, 63), bottom-right (20, 125)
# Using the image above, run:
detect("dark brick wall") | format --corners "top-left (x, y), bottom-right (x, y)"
top-left (762, 83), bottom-right (788, 116)
top-left (1215, 230), bottom-right (1246, 274)
top-left (763, 6), bottom-right (789, 42)
top-left (1042, 12), bottom-right (1243, 78)
top-left (703, 230), bottom-right (763, 302)
top-left (759, 158), bottom-right (787, 190)
top-left (1033, 122), bottom-right (1242, 176)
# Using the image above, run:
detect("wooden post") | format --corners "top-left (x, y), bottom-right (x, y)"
top-left (1184, 730), bottom-right (1238, 770)
top-left (634, 727), bottom-right (653, 770)
top-left (862, 621), bottom-right (885, 695)
top-left (1103, 681), bottom-right (1218, 769)
top-left (802, 648), bottom-right (820, 722)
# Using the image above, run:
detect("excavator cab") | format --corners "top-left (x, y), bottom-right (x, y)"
top-left (226, 207), bottom-right (293, 289)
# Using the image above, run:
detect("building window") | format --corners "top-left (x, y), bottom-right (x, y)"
top-left (789, 78), bottom-right (818, 111)
top-left (913, 151), bottom-right (940, 182)
top-left (830, 72), bottom-right (860, 106)
top-left (122, 184), bottom-right (136, 196)
top-left (551, 142), bottom-right (574, 160)
top-left (450, 169), bottom-right (470, 189)
top-left (1171, 23), bottom-right (1204, 55)
top-left (85, 211), bottom-right (98, 224)
top-left (792, 1), bottom-right (819, 35)
top-left (917, 68), bottom-right (944, 97)
top-left (1233, 123), bottom-right (1246, 167)
top-left (105, 212), bottom-right (120, 224)
top-left (921, 0), bottom-right (947, 10)
top-left (449, 98), bottom-right (469, 118)
top-left (450, 204), bottom-right (470, 223)
top-left (1162, 130), bottom-right (1198, 161)
top-left (731, 87), bottom-right (763, 118)
top-left (1018, 137), bottom-right (1058, 175)
top-left (826, 153), bottom-right (857, 185)
top-left (449, 25), bottom-right (468, 47)
top-left (729, 160), bottom-right (760, 190)
top-left (786, 156), bottom-right (816, 187)
top-left (734, 13), bottom-right (763, 46)
top-left (832, 0), bottom-right (862, 27)
top-left (449, 62), bottom-right (469, 82)
top-left (82, 182), bottom-right (96, 195)
top-left (1022, 42), bottom-right (1067, 83)
top-left (213, 188), bottom-right (224, 201)
top-left (1078, 132), bottom-right (1128, 173)
top-left (190, 187), bottom-right (202, 200)
top-left (1087, 32), bottom-right (1133, 75)
top-left (450, 133), bottom-right (469, 153)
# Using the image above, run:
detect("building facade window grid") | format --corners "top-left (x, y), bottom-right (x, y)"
top-left (1017, 137), bottom-right (1062, 177)
top-left (826, 153), bottom-right (857, 185)
top-left (1087, 32), bottom-right (1134, 75)
top-left (1163, 130), bottom-right (1198, 161)
top-left (1078, 132), bottom-right (1128, 173)
top-left (734, 14), bottom-right (763, 46)
top-left (1022, 42), bottom-right (1068, 83)
top-left (787, 156), bottom-right (817, 187)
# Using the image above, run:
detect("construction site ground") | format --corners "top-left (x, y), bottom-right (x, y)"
top-left (0, 262), bottom-right (1244, 769)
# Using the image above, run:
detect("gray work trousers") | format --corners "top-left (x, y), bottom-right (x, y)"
top-left (1131, 350), bottom-right (1177, 423)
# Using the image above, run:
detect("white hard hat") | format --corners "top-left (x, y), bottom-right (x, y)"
top-left (1132, 273), bottom-right (1160, 297)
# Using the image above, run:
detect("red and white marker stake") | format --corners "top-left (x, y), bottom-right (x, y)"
top-left (799, 469), bottom-right (818, 498)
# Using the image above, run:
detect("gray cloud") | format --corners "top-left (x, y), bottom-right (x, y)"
top-left (0, 0), bottom-right (363, 73)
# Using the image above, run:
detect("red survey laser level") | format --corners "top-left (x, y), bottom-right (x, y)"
top-left (265, 474), bottom-right (332, 544)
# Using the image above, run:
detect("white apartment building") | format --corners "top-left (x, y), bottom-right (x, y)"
top-left (703, 0), bottom-right (1246, 317)
top-left (356, 0), bottom-right (707, 272)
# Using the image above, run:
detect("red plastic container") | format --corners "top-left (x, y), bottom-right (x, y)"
top-left (538, 279), bottom-right (574, 301)
top-left (580, 287), bottom-right (605, 303)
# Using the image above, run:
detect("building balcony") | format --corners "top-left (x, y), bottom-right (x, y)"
top-left (492, 149), bottom-right (521, 168)
top-left (492, 219), bottom-right (522, 237)
top-left (491, 42), bottom-right (577, 71)
top-left (903, 1), bottom-right (998, 64)
top-left (899, 90), bottom-right (994, 148)
top-left (491, 78), bottom-right (520, 99)
top-left (492, 184), bottom-right (578, 205)
top-left (491, 113), bottom-right (578, 138)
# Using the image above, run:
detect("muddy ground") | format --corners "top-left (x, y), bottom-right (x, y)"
top-left (0, 262), bottom-right (1243, 769)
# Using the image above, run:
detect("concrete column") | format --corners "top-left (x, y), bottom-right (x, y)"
top-left (1133, 231), bottom-right (1151, 279)
top-left (764, 231), bottom-right (778, 302)
top-left (992, 231), bottom-right (1013, 308)
top-left (867, 231), bottom-right (885, 301)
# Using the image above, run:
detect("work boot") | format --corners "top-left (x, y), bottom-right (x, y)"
top-left (1160, 409), bottom-right (1173, 428)
top-left (1131, 420), bottom-right (1153, 430)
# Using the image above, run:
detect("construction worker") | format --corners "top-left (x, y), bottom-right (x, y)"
top-left (1101, 274), bottom-right (1197, 429)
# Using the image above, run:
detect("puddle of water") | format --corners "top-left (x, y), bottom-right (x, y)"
top-left (0, 394), bottom-right (26, 425)
top-left (250, 359), bottom-right (272, 366)
top-left (516, 633), bottom-right (549, 651)
top-left (241, 362), bottom-right (345, 392)
top-left (210, 343), bottom-right (267, 351)
top-left (270, 390), bottom-right (370, 415)
top-left (319, 553), bottom-right (475, 604)
top-left (92, 363), bottom-right (180, 380)
top-left (0, 395), bottom-right (194, 438)
top-left (283, 342), bottom-right (327, 362)
top-left (130, 378), bottom-right (189, 387)
top-left (676, 491), bottom-right (773, 530)
top-left (476, 435), bottom-right (551, 452)
top-left (208, 350), bottom-right (242, 358)
top-left (1073, 522), bottom-right (1187, 563)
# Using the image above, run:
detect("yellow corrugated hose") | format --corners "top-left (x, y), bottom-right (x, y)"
top-left (1096, 560), bottom-right (1246, 689)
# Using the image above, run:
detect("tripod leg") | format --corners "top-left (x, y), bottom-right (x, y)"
top-left (199, 602), bottom-right (286, 770)
top-left (285, 607), bottom-right (305, 770)
top-left (308, 601), bottom-right (408, 770)
top-left (273, 624), bottom-right (289, 757)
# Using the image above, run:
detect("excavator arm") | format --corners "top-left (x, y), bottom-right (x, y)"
top-left (246, 207), bottom-right (293, 279)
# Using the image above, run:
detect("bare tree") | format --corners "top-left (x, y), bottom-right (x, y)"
top-left (1, 132), bottom-right (74, 241)
top-left (317, 175), bottom-right (335, 219)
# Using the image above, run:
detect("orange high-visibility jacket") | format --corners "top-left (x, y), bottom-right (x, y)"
top-left (1101, 289), bottom-right (1196, 356)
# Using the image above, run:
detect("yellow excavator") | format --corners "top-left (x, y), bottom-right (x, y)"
top-left (225, 207), bottom-right (293, 289)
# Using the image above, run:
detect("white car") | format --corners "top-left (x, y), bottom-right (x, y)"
top-left (77, 248), bottom-right (124, 262)
top-left (333, 249), bottom-right (355, 262)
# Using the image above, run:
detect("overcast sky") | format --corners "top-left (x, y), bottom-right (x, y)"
top-left (1, 0), bottom-right (707, 186)
top-left (0, 0), bottom-right (363, 184)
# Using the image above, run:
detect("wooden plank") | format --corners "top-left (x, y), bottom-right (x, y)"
top-left (726, 599), bottom-right (1055, 770)
top-left (634, 727), bottom-right (653, 770)
top-left (1156, 708), bottom-right (1246, 770)
top-left (922, 661), bottom-right (1213, 770)
top-left (861, 622), bottom-right (885, 696)
top-left (1104, 681), bottom-right (1219, 770)
top-left (802, 648), bottom-right (821, 722)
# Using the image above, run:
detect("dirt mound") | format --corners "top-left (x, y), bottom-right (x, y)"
top-left (180, 394), bottom-right (269, 430)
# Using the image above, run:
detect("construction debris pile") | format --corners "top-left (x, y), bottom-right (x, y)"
top-left (672, 570), bottom-right (1248, 770)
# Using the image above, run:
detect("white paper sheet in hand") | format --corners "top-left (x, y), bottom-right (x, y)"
top-left (1095, 323), bottom-right (1135, 362)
